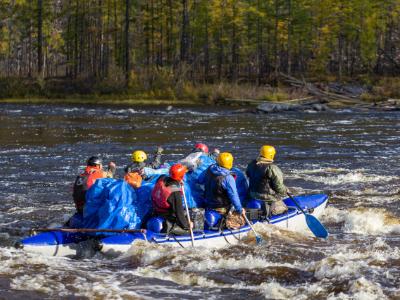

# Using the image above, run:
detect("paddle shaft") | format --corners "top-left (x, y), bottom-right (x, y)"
top-left (181, 184), bottom-right (195, 247)
top-left (243, 214), bottom-right (262, 243)
top-left (32, 228), bottom-right (146, 234)
top-left (287, 192), bottom-right (307, 214)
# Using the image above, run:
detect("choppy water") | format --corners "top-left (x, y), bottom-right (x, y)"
top-left (0, 104), bottom-right (399, 299)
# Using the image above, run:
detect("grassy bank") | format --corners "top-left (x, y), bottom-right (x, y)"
top-left (0, 78), bottom-right (306, 106)
top-left (0, 97), bottom-right (203, 106)
top-left (0, 77), bottom-right (399, 107)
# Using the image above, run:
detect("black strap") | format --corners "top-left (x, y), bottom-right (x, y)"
top-left (227, 228), bottom-right (241, 241)
top-left (220, 230), bottom-right (231, 245)
top-left (218, 215), bottom-right (232, 244)
top-left (170, 234), bottom-right (185, 248)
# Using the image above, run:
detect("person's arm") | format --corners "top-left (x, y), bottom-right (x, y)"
top-left (222, 175), bottom-right (243, 212)
top-left (124, 164), bottom-right (132, 174)
top-left (245, 162), bottom-right (251, 178)
top-left (148, 147), bottom-right (163, 169)
top-left (168, 192), bottom-right (190, 229)
top-left (104, 162), bottom-right (116, 178)
top-left (125, 162), bottom-right (144, 175)
top-left (267, 165), bottom-right (287, 195)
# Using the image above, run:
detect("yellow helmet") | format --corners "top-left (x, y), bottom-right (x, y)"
top-left (217, 152), bottom-right (234, 170)
top-left (131, 150), bottom-right (147, 163)
top-left (259, 145), bottom-right (276, 161)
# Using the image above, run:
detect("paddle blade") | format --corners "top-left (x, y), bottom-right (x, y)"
top-left (305, 214), bottom-right (329, 238)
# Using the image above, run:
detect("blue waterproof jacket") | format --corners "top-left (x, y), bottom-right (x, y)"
top-left (198, 164), bottom-right (243, 212)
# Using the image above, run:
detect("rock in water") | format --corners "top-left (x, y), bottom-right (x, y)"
top-left (257, 101), bottom-right (330, 113)
top-left (257, 102), bottom-right (295, 113)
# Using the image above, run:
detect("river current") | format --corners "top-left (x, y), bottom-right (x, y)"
top-left (0, 104), bottom-right (399, 299)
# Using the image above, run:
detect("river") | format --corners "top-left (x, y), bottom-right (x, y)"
top-left (0, 104), bottom-right (399, 299)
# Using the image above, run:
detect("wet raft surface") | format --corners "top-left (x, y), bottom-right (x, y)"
top-left (0, 104), bottom-right (399, 299)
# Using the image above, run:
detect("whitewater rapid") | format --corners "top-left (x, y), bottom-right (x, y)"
top-left (0, 104), bottom-right (399, 299)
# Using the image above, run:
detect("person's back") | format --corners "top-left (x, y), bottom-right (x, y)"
top-left (204, 164), bottom-right (232, 211)
top-left (246, 145), bottom-right (288, 215)
top-left (152, 176), bottom-right (181, 215)
top-left (151, 164), bottom-right (191, 234)
top-left (72, 156), bottom-right (116, 215)
top-left (73, 166), bottom-right (102, 199)
top-left (247, 160), bottom-right (286, 196)
top-left (202, 152), bottom-right (245, 229)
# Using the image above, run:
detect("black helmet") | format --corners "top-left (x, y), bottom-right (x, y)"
top-left (87, 156), bottom-right (102, 166)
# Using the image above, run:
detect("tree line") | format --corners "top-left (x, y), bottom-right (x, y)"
top-left (0, 0), bottom-right (399, 90)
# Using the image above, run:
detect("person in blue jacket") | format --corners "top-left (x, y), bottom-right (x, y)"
top-left (199, 152), bottom-right (246, 218)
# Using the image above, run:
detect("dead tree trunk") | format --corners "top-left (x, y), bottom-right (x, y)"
top-left (37, 0), bottom-right (43, 78)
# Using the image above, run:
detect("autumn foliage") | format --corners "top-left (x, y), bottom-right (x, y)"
top-left (0, 0), bottom-right (399, 99)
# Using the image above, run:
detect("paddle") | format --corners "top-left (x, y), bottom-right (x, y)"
top-left (243, 214), bottom-right (263, 244)
top-left (181, 184), bottom-right (195, 247)
top-left (31, 228), bottom-right (147, 234)
top-left (286, 193), bottom-right (329, 238)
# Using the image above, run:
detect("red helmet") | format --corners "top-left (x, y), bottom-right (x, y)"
top-left (169, 163), bottom-right (187, 181)
top-left (194, 143), bottom-right (209, 153)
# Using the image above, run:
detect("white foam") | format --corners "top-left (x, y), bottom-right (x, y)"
top-left (184, 254), bottom-right (297, 272)
top-left (333, 120), bottom-right (354, 125)
top-left (308, 238), bottom-right (399, 297)
top-left (62, 107), bottom-right (81, 112)
top-left (254, 221), bottom-right (313, 239)
top-left (11, 274), bottom-right (66, 294)
top-left (74, 275), bottom-right (144, 300)
top-left (305, 171), bottom-right (397, 186)
top-left (133, 266), bottom-right (222, 288)
top-left (125, 239), bottom-right (299, 272)
top-left (310, 249), bottom-right (368, 280)
top-left (6, 206), bottom-right (37, 215)
top-left (348, 277), bottom-right (387, 300)
top-left (322, 206), bottom-right (400, 235)
top-left (294, 167), bottom-right (350, 175)
top-left (2, 248), bottom-right (146, 299)
top-left (259, 281), bottom-right (296, 299)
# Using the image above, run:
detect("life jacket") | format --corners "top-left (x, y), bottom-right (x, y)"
top-left (204, 167), bottom-right (231, 209)
top-left (72, 166), bottom-right (103, 208)
top-left (247, 160), bottom-right (275, 196)
top-left (151, 176), bottom-right (181, 214)
top-left (124, 172), bottom-right (143, 188)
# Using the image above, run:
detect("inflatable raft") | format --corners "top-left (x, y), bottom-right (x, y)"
top-left (18, 194), bottom-right (328, 257)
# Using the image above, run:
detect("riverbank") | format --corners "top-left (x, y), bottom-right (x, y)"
top-left (0, 77), bottom-right (304, 106)
top-left (0, 97), bottom-right (203, 106)
top-left (1, 77), bottom-right (399, 110)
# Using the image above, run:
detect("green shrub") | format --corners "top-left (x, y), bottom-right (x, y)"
top-left (374, 77), bottom-right (400, 98)
top-left (262, 91), bottom-right (289, 102)
top-left (359, 92), bottom-right (376, 102)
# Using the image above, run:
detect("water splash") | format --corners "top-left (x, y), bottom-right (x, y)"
top-left (323, 206), bottom-right (400, 235)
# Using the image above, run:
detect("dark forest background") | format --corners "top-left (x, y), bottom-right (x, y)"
top-left (1, 0), bottom-right (400, 102)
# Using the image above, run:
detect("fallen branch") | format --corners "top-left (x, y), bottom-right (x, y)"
top-left (279, 73), bottom-right (366, 103)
